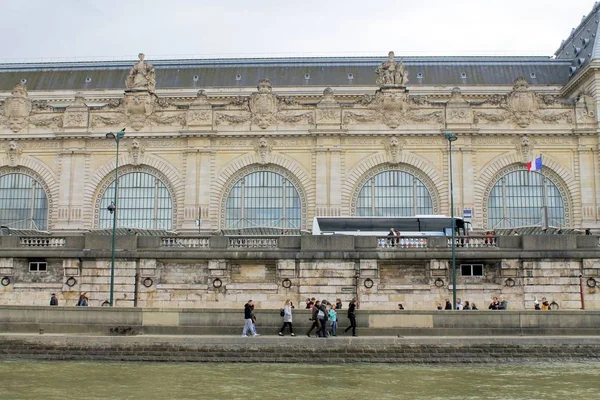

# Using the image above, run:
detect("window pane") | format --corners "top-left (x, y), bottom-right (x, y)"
top-left (0, 174), bottom-right (48, 230)
top-left (99, 172), bottom-right (172, 229)
top-left (225, 171), bottom-right (301, 229)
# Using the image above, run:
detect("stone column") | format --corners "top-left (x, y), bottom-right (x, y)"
top-left (314, 148), bottom-right (328, 216)
top-left (181, 149), bottom-right (199, 232)
top-left (54, 145), bottom-right (87, 231)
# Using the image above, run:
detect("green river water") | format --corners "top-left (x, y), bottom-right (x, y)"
top-left (1, 361), bottom-right (598, 400)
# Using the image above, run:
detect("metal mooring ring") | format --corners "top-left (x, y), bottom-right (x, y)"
top-left (212, 278), bottom-right (223, 288)
top-left (281, 278), bottom-right (292, 288)
top-left (504, 278), bottom-right (516, 287)
top-left (142, 277), bottom-right (153, 288)
top-left (434, 278), bottom-right (445, 288)
top-left (0, 276), bottom-right (10, 286)
top-left (363, 278), bottom-right (374, 289)
top-left (587, 277), bottom-right (597, 288)
top-left (66, 276), bottom-right (77, 287)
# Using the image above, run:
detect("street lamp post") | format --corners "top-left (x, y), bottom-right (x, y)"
top-left (444, 131), bottom-right (458, 310)
top-left (106, 128), bottom-right (126, 306)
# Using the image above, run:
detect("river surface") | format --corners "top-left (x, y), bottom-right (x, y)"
top-left (1, 361), bottom-right (598, 400)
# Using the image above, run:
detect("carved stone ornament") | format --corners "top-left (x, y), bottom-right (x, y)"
top-left (374, 88), bottom-right (410, 128)
top-left (375, 51), bottom-right (409, 87)
top-left (128, 139), bottom-right (144, 165)
top-left (575, 91), bottom-right (596, 123)
top-left (62, 92), bottom-right (89, 129)
top-left (384, 136), bottom-right (404, 164)
top-left (3, 83), bottom-right (31, 132)
top-left (185, 90), bottom-right (213, 128)
top-left (125, 53), bottom-right (156, 93)
top-left (507, 77), bottom-right (538, 128)
top-left (517, 135), bottom-right (532, 164)
top-left (445, 87), bottom-right (473, 125)
top-left (249, 79), bottom-right (278, 129)
top-left (255, 136), bottom-right (272, 164)
top-left (316, 87), bottom-right (341, 127)
top-left (5, 140), bottom-right (22, 166)
top-left (123, 91), bottom-right (154, 131)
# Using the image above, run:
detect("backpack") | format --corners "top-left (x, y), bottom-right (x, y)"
top-left (317, 309), bottom-right (325, 319)
top-left (280, 309), bottom-right (285, 317)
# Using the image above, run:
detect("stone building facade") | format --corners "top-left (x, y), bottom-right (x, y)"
top-left (1, 6), bottom-right (600, 309)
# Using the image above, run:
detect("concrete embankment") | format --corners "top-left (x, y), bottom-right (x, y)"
top-left (1, 335), bottom-right (600, 364)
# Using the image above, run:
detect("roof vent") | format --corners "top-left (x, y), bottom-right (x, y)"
top-left (304, 73), bottom-right (310, 80)
top-left (578, 57), bottom-right (586, 66)
top-left (460, 72), bottom-right (467, 79)
top-left (569, 66), bottom-right (578, 75)
top-left (20, 78), bottom-right (27, 84)
top-left (235, 74), bottom-right (242, 81)
top-left (416, 72), bottom-right (423, 79)
top-left (85, 77), bottom-right (92, 83)
top-left (347, 73), bottom-right (354, 80)
top-left (193, 75), bottom-right (199, 81)
top-left (582, 37), bottom-right (590, 47)
top-left (530, 72), bottom-right (536, 79)
top-left (574, 46), bottom-right (581, 55)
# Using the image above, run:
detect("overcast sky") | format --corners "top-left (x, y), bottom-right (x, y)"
top-left (0, 0), bottom-right (596, 62)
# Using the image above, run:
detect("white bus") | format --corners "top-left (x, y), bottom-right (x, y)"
top-left (311, 215), bottom-right (472, 237)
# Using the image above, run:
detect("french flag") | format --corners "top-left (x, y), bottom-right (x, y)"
top-left (527, 155), bottom-right (542, 172)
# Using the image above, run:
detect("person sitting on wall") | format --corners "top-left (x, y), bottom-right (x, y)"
top-left (471, 303), bottom-right (478, 310)
top-left (49, 293), bottom-right (58, 306)
top-left (541, 297), bottom-right (550, 311)
top-left (335, 298), bottom-right (343, 310)
top-left (463, 301), bottom-right (471, 310)
top-left (305, 298), bottom-right (313, 309)
top-left (534, 299), bottom-right (541, 310)
top-left (398, 303), bottom-right (405, 310)
top-left (585, 229), bottom-right (592, 235)
top-left (76, 292), bottom-right (88, 307)
top-left (437, 303), bottom-right (443, 310)
top-left (387, 228), bottom-right (397, 247)
top-left (498, 297), bottom-right (508, 310)
top-left (444, 299), bottom-right (452, 310)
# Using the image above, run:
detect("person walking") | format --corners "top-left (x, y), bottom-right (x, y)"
top-left (344, 298), bottom-right (359, 337)
top-left (279, 300), bottom-right (295, 336)
top-left (329, 304), bottom-right (338, 336)
top-left (242, 300), bottom-right (258, 337)
top-left (317, 302), bottom-right (328, 338)
top-left (306, 300), bottom-right (321, 337)
top-left (49, 293), bottom-right (58, 306)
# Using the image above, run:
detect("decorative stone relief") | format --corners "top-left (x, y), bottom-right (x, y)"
top-left (575, 91), bottom-right (596, 124)
top-left (216, 79), bottom-right (314, 129)
top-left (445, 87), bottom-right (473, 125)
top-left (185, 90), bottom-right (213, 128)
top-left (384, 136), bottom-right (404, 164)
top-left (316, 87), bottom-right (341, 128)
top-left (250, 79), bottom-right (277, 129)
top-left (62, 92), bottom-right (89, 129)
top-left (5, 141), bottom-right (22, 166)
top-left (123, 91), bottom-right (154, 131)
top-left (128, 139), bottom-right (144, 165)
top-left (2, 83), bottom-right (32, 132)
top-left (125, 53), bottom-right (156, 93)
top-left (375, 51), bottom-right (409, 87)
top-left (473, 77), bottom-right (572, 127)
top-left (255, 136), bottom-right (272, 164)
top-left (516, 135), bottom-right (532, 164)
top-left (344, 87), bottom-right (443, 129)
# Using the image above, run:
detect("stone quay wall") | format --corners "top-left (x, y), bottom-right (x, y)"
top-left (1, 307), bottom-right (600, 336)
top-left (1, 335), bottom-right (599, 364)
top-left (1, 234), bottom-right (600, 310)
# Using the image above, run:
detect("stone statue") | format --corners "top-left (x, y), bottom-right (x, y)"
top-left (125, 53), bottom-right (156, 92)
top-left (376, 51), bottom-right (409, 87)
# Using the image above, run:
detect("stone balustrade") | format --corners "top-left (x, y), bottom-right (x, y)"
top-left (19, 237), bottom-right (66, 248)
top-left (161, 237), bottom-right (210, 248)
top-left (228, 237), bottom-right (279, 248)
top-left (377, 236), bottom-right (428, 248)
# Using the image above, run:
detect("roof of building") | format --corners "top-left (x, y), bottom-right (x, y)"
top-left (0, 55), bottom-right (572, 92)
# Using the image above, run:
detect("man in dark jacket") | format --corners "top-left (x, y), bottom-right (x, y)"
top-left (242, 300), bottom-right (257, 337)
top-left (49, 293), bottom-right (58, 306)
top-left (306, 300), bottom-right (321, 337)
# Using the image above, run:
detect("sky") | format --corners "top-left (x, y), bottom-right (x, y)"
top-left (0, 0), bottom-right (597, 62)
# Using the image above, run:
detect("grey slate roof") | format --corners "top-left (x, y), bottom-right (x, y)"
top-left (0, 56), bottom-right (571, 92)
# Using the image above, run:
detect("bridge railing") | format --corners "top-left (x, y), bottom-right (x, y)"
top-left (377, 236), bottom-right (429, 249)
top-left (20, 237), bottom-right (66, 247)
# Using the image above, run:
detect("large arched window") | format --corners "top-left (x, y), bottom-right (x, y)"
top-left (488, 170), bottom-right (565, 228)
top-left (0, 173), bottom-right (48, 230)
top-left (98, 172), bottom-right (172, 229)
top-left (356, 170), bottom-right (433, 216)
top-left (225, 171), bottom-right (301, 229)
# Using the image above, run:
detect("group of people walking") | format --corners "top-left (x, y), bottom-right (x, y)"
top-left (242, 297), bottom-right (359, 337)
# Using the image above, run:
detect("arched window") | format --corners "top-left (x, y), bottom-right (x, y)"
top-left (98, 172), bottom-right (172, 229)
top-left (225, 171), bottom-right (301, 229)
top-left (0, 173), bottom-right (48, 230)
top-left (356, 170), bottom-right (433, 216)
top-left (488, 170), bottom-right (565, 228)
